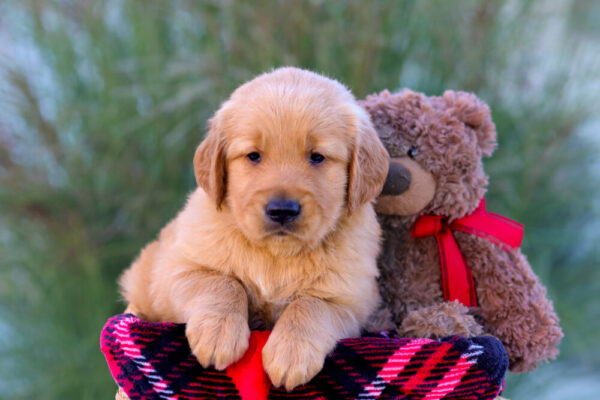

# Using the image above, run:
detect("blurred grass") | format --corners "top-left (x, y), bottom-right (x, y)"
top-left (0, 1), bottom-right (599, 399)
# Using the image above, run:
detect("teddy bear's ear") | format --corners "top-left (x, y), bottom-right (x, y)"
top-left (442, 91), bottom-right (497, 157)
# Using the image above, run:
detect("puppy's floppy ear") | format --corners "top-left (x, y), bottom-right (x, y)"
top-left (194, 117), bottom-right (226, 209)
top-left (347, 105), bottom-right (390, 213)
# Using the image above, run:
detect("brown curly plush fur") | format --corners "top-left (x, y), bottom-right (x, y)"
top-left (360, 89), bottom-right (563, 373)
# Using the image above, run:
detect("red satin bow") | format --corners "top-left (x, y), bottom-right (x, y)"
top-left (410, 198), bottom-right (524, 307)
top-left (227, 331), bottom-right (271, 400)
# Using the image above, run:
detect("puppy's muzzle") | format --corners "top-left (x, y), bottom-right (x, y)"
top-left (265, 199), bottom-right (302, 225)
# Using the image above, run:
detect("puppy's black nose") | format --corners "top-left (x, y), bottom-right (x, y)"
top-left (265, 199), bottom-right (301, 225)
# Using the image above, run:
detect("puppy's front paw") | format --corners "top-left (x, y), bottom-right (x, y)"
top-left (262, 331), bottom-right (327, 391)
top-left (186, 312), bottom-right (250, 370)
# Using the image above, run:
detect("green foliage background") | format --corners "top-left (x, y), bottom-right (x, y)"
top-left (0, 1), bottom-right (599, 399)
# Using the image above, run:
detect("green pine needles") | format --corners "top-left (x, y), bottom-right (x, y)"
top-left (0, 1), bottom-right (599, 399)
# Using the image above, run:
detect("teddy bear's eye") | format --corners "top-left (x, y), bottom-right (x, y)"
top-left (407, 146), bottom-right (418, 159)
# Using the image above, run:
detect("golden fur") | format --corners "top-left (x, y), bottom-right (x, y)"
top-left (119, 67), bottom-right (389, 390)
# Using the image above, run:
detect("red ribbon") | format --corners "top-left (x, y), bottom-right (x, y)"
top-left (410, 198), bottom-right (524, 307)
top-left (226, 331), bottom-right (272, 400)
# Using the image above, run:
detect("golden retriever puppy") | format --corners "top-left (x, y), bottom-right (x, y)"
top-left (119, 67), bottom-right (389, 390)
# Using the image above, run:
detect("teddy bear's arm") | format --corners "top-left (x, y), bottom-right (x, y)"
top-left (463, 235), bottom-right (563, 372)
top-left (398, 301), bottom-right (484, 339)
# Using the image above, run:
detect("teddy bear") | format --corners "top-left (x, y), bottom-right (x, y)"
top-left (359, 89), bottom-right (563, 373)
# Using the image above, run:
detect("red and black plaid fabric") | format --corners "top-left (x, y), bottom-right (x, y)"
top-left (101, 314), bottom-right (507, 400)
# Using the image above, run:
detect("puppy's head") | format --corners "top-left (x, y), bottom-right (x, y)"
top-left (194, 67), bottom-right (388, 253)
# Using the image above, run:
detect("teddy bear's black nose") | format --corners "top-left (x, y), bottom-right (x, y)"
top-left (381, 161), bottom-right (411, 196)
top-left (265, 199), bottom-right (302, 225)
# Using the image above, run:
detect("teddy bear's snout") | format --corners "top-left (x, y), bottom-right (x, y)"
top-left (381, 161), bottom-right (411, 196)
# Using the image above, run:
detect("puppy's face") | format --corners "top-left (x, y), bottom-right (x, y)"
top-left (194, 68), bottom-right (388, 253)
top-left (224, 106), bottom-right (352, 251)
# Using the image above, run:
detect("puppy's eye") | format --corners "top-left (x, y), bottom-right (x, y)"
top-left (309, 152), bottom-right (325, 165)
top-left (246, 152), bottom-right (261, 163)
top-left (407, 146), bottom-right (418, 159)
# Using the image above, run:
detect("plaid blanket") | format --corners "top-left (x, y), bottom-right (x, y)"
top-left (101, 314), bottom-right (507, 400)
